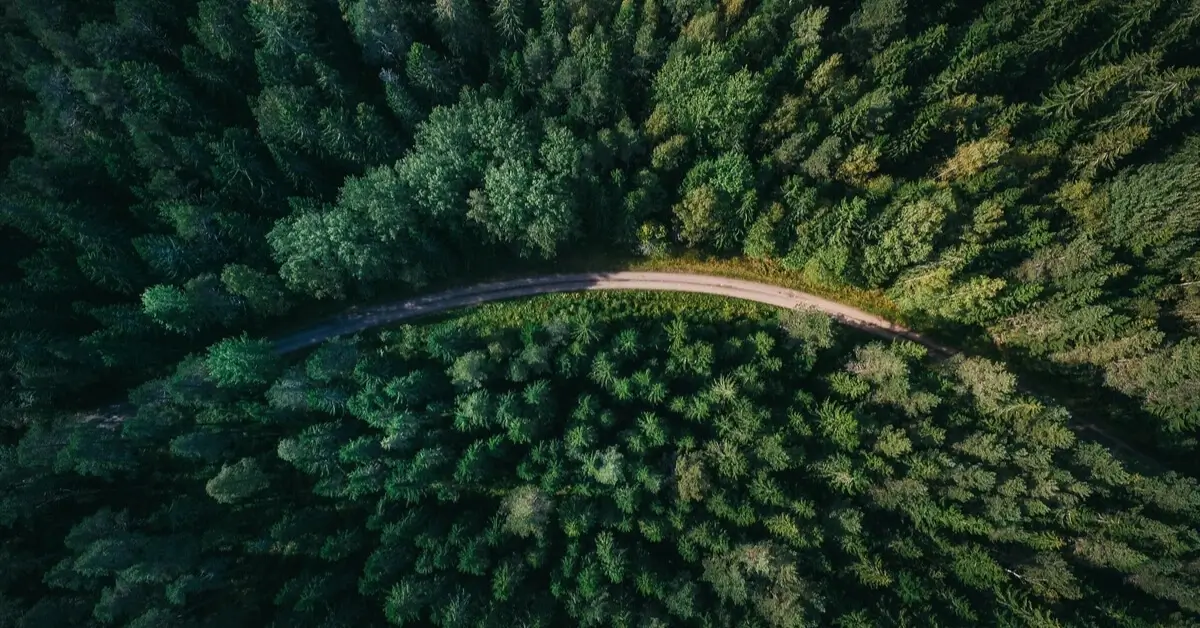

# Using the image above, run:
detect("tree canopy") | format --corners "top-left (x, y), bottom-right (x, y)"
top-left (2, 0), bottom-right (1200, 623)
top-left (2, 0), bottom-right (1198, 449)
top-left (2, 293), bottom-right (1199, 626)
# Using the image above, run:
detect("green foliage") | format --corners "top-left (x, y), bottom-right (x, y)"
top-left (6, 297), bottom-right (1200, 625)
top-left (1103, 156), bottom-right (1200, 274)
top-left (205, 457), bottom-right (269, 504)
top-left (269, 168), bottom-right (438, 299)
top-left (649, 42), bottom-right (768, 153)
top-left (840, 0), bottom-right (907, 59)
top-left (221, 264), bottom-right (292, 317)
top-left (142, 275), bottom-right (239, 334)
top-left (206, 335), bottom-right (280, 389)
top-left (778, 307), bottom-right (835, 358)
top-left (674, 151), bottom-right (757, 250)
top-left (1105, 338), bottom-right (1200, 431)
top-left (501, 485), bottom-right (553, 539)
top-left (397, 93), bottom-right (532, 222)
top-left (0, 0), bottom-right (1198, 453)
top-left (3, 0), bottom-right (1200, 623)
top-left (473, 155), bottom-right (575, 257)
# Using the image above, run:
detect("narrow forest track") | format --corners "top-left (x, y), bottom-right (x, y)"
top-left (272, 271), bottom-right (954, 354)
top-left (271, 271), bottom-right (1155, 468)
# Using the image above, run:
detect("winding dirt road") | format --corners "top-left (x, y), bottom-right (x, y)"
top-left (272, 272), bottom-right (955, 355)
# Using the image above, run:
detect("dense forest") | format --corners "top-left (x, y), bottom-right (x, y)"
top-left (2, 0), bottom-right (1200, 624)
top-left (3, 294), bottom-right (1199, 626)
top-left (1, 0), bottom-right (1198, 447)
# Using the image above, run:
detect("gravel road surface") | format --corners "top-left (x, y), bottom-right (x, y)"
top-left (272, 272), bottom-right (954, 355)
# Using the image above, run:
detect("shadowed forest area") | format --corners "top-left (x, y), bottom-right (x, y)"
top-left (1, 0), bottom-right (1200, 625)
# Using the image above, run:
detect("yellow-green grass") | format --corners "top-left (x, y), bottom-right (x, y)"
top-left (622, 254), bottom-right (905, 324)
top-left (416, 290), bottom-right (781, 335)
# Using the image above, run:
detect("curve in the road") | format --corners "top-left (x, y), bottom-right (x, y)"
top-left (272, 272), bottom-right (955, 355)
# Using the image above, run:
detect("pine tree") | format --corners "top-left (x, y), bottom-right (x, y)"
top-left (206, 335), bottom-right (280, 389)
